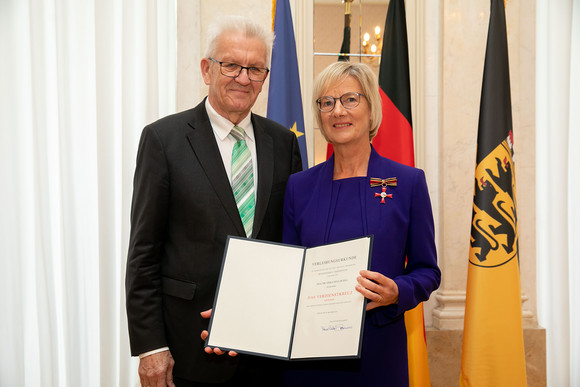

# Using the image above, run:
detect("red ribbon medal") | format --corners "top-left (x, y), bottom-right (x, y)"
top-left (370, 177), bottom-right (397, 204)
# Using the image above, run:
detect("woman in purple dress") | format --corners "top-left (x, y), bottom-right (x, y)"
top-left (282, 62), bottom-right (441, 386)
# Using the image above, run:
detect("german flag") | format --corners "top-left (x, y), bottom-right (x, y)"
top-left (372, 0), bottom-right (414, 166)
top-left (376, 1), bottom-right (430, 386)
top-left (460, 0), bottom-right (527, 385)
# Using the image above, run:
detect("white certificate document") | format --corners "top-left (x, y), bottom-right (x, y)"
top-left (290, 237), bottom-right (371, 359)
top-left (206, 235), bottom-right (372, 360)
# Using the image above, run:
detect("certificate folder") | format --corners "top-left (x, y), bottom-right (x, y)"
top-left (205, 235), bottom-right (373, 361)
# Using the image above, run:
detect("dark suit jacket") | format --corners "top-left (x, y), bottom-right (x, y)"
top-left (282, 147), bottom-right (440, 384)
top-left (125, 99), bottom-right (302, 383)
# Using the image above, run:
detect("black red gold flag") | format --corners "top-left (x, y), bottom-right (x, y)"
top-left (375, 1), bottom-right (429, 386)
top-left (371, 0), bottom-right (414, 166)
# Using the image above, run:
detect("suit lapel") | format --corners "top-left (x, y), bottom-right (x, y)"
top-left (252, 115), bottom-right (273, 238)
top-left (312, 158), bottom-right (335, 245)
top-left (185, 103), bottom-right (245, 236)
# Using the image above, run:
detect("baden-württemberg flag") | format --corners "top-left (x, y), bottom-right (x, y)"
top-left (460, 0), bottom-right (527, 386)
top-left (267, 0), bottom-right (308, 171)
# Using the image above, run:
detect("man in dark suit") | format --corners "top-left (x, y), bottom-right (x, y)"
top-left (125, 15), bottom-right (302, 387)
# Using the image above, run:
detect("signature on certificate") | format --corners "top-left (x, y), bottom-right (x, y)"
top-left (321, 324), bottom-right (353, 331)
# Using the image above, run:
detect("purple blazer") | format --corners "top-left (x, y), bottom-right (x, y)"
top-left (282, 147), bottom-right (440, 385)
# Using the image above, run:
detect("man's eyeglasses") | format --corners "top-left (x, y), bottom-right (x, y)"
top-left (316, 92), bottom-right (366, 112)
top-left (208, 57), bottom-right (269, 82)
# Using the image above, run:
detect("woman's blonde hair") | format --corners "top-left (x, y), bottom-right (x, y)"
top-left (313, 61), bottom-right (382, 141)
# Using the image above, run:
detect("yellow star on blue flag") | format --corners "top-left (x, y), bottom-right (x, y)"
top-left (289, 122), bottom-right (304, 138)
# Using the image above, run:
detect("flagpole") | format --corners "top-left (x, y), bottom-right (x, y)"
top-left (338, 0), bottom-right (354, 62)
top-left (343, 0), bottom-right (352, 25)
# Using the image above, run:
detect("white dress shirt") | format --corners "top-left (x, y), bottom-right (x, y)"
top-left (205, 98), bottom-right (258, 189)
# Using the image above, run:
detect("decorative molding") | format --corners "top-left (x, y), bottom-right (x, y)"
top-left (432, 289), bottom-right (536, 330)
top-left (432, 290), bottom-right (467, 330)
top-left (521, 292), bottom-right (536, 327)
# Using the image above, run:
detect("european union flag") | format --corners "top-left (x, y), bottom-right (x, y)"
top-left (267, 0), bottom-right (308, 170)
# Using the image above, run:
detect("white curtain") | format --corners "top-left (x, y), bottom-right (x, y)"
top-left (536, 0), bottom-right (580, 386)
top-left (0, 0), bottom-right (176, 386)
top-left (568, 4), bottom-right (580, 385)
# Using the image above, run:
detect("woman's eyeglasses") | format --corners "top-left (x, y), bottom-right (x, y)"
top-left (316, 92), bottom-right (366, 112)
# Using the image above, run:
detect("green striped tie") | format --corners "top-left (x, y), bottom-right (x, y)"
top-left (230, 125), bottom-right (255, 237)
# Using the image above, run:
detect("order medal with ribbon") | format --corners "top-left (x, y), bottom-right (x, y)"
top-left (370, 177), bottom-right (397, 204)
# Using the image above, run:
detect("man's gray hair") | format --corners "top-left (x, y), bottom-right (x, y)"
top-left (204, 15), bottom-right (275, 67)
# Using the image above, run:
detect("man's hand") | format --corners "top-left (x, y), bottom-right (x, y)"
top-left (200, 309), bottom-right (238, 356)
top-left (138, 350), bottom-right (175, 387)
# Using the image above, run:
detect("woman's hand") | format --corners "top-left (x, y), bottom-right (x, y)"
top-left (355, 270), bottom-right (399, 311)
top-left (200, 309), bottom-right (238, 356)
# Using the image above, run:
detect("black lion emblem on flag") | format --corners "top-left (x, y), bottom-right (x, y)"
top-left (469, 137), bottom-right (518, 268)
